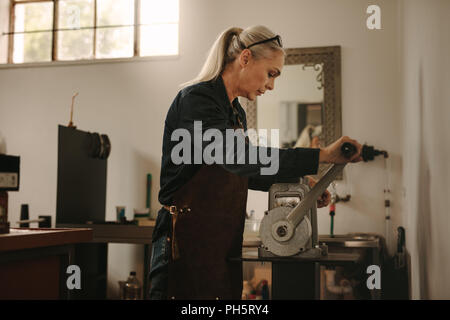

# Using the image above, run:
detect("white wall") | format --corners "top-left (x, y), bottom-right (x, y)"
top-left (400, 0), bottom-right (450, 299)
top-left (0, 0), bottom-right (405, 298)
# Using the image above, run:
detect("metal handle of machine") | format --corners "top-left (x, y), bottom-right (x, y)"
top-left (286, 164), bottom-right (346, 228)
top-left (283, 143), bottom-right (357, 237)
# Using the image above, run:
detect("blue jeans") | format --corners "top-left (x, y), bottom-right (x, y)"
top-left (148, 207), bottom-right (171, 300)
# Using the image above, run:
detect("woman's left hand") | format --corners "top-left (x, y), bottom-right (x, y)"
top-left (307, 176), bottom-right (331, 208)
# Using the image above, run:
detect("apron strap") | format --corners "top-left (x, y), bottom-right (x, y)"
top-left (163, 205), bottom-right (185, 261)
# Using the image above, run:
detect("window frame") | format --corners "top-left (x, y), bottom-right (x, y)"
top-left (6, 0), bottom-right (178, 64)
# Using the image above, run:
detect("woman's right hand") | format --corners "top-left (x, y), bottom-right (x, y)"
top-left (319, 136), bottom-right (363, 164)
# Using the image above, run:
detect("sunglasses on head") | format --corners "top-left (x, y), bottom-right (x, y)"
top-left (245, 35), bottom-right (283, 49)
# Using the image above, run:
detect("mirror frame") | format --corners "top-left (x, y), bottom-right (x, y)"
top-left (242, 45), bottom-right (342, 178)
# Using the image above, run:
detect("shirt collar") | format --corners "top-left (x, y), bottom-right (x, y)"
top-left (212, 75), bottom-right (246, 130)
top-left (213, 75), bottom-right (240, 112)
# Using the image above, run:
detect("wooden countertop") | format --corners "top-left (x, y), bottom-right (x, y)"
top-left (56, 223), bottom-right (154, 244)
top-left (0, 228), bottom-right (93, 252)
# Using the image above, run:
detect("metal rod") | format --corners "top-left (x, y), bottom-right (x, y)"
top-left (68, 92), bottom-right (78, 128)
top-left (52, 0), bottom-right (58, 60)
top-left (2, 23), bottom-right (177, 36)
top-left (16, 218), bottom-right (45, 224)
top-left (134, 0), bottom-right (140, 57)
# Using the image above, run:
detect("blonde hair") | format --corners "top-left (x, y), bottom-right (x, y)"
top-left (181, 25), bottom-right (284, 88)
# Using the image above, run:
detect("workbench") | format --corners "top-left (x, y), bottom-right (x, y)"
top-left (0, 228), bottom-right (93, 299)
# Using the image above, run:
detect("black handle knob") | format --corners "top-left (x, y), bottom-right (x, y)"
top-left (341, 142), bottom-right (357, 159)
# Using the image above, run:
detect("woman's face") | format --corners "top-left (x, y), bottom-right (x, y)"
top-left (238, 49), bottom-right (284, 101)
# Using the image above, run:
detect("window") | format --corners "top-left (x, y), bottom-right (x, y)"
top-left (4, 0), bottom-right (179, 64)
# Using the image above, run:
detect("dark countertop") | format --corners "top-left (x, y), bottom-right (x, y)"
top-left (0, 228), bottom-right (93, 252)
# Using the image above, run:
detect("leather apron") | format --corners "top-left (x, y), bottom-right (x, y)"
top-left (167, 163), bottom-right (249, 299)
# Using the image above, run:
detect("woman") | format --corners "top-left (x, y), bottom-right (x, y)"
top-left (149, 25), bottom-right (362, 300)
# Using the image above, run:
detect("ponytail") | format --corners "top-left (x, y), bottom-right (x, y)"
top-left (181, 25), bottom-right (284, 88)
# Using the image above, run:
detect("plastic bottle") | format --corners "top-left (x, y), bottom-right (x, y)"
top-left (123, 271), bottom-right (141, 300)
top-left (261, 280), bottom-right (269, 300)
top-left (241, 280), bottom-right (253, 300)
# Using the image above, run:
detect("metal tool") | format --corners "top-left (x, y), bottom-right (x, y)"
top-left (259, 143), bottom-right (357, 257)
top-left (15, 216), bottom-right (52, 228)
top-left (68, 92), bottom-right (78, 129)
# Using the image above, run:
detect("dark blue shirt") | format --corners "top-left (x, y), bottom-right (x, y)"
top-left (158, 75), bottom-right (320, 205)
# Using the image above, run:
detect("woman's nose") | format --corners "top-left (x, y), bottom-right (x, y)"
top-left (266, 78), bottom-right (275, 90)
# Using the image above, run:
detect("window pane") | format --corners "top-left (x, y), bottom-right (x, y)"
top-left (58, 30), bottom-right (94, 60)
top-left (58, 0), bottom-right (94, 28)
top-left (14, 2), bottom-right (54, 33)
top-left (96, 27), bottom-right (134, 58)
top-left (13, 2), bottom-right (54, 63)
top-left (96, 0), bottom-right (134, 58)
top-left (97, 0), bottom-right (134, 27)
top-left (57, 0), bottom-right (95, 60)
top-left (13, 32), bottom-right (52, 63)
top-left (140, 24), bottom-right (178, 56)
top-left (141, 0), bottom-right (179, 24)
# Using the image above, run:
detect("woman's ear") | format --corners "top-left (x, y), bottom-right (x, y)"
top-left (239, 49), bottom-right (252, 67)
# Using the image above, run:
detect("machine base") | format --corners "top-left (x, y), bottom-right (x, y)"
top-left (258, 244), bottom-right (328, 259)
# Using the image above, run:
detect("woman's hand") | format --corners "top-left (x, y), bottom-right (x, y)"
top-left (307, 176), bottom-right (331, 208)
top-left (319, 136), bottom-right (363, 164)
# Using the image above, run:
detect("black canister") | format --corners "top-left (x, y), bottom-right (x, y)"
top-left (20, 204), bottom-right (29, 228)
top-left (0, 191), bottom-right (9, 234)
